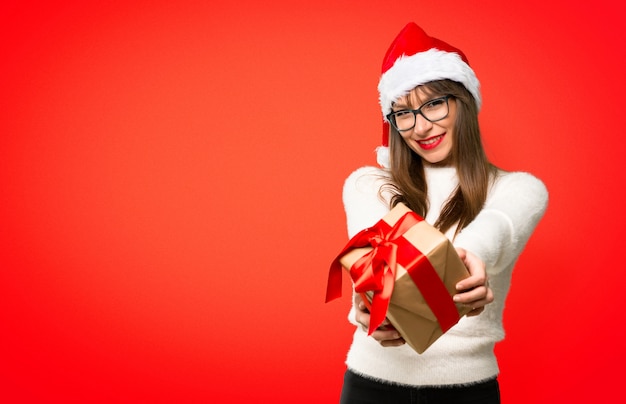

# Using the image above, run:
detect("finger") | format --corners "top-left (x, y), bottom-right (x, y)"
top-left (456, 270), bottom-right (488, 291)
top-left (358, 315), bottom-right (392, 332)
top-left (459, 289), bottom-right (495, 316)
top-left (371, 329), bottom-right (406, 347)
top-left (453, 285), bottom-right (490, 304)
top-left (380, 338), bottom-right (406, 347)
top-left (456, 269), bottom-right (488, 289)
top-left (466, 291), bottom-right (494, 313)
top-left (461, 249), bottom-right (483, 271)
top-left (455, 250), bottom-right (487, 290)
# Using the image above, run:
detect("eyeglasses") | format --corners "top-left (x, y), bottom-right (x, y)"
top-left (386, 95), bottom-right (452, 132)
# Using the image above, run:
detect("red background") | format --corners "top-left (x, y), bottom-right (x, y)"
top-left (2, 1), bottom-right (625, 402)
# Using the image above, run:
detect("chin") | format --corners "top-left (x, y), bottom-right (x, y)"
top-left (422, 154), bottom-right (452, 167)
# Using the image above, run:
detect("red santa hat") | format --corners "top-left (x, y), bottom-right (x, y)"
top-left (376, 22), bottom-right (481, 168)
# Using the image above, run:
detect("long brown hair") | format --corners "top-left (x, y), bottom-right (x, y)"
top-left (384, 79), bottom-right (497, 236)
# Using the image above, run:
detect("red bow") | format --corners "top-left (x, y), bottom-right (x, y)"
top-left (326, 212), bottom-right (421, 335)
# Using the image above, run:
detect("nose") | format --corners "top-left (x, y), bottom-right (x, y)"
top-left (412, 113), bottom-right (433, 136)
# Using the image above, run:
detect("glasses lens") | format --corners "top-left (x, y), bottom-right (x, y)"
top-left (421, 97), bottom-right (449, 122)
top-left (392, 111), bottom-right (415, 131)
top-left (390, 96), bottom-right (449, 131)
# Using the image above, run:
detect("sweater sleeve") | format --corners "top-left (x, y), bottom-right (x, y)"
top-left (452, 171), bottom-right (549, 273)
top-left (342, 166), bottom-right (392, 238)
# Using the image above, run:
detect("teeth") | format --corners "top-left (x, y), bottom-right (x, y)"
top-left (419, 135), bottom-right (441, 145)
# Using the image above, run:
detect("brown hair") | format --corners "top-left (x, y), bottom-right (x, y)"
top-left (383, 79), bottom-right (497, 236)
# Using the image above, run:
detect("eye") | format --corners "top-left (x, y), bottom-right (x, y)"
top-left (393, 110), bottom-right (412, 118)
top-left (423, 98), bottom-right (445, 110)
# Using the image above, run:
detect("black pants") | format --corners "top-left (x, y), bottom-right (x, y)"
top-left (340, 369), bottom-right (501, 404)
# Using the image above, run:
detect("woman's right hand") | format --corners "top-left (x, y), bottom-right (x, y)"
top-left (354, 293), bottom-right (406, 347)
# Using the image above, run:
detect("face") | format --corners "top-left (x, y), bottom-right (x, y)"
top-left (391, 87), bottom-right (457, 166)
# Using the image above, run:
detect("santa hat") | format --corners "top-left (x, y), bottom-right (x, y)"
top-left (376, 22), bottom-right (481, 168)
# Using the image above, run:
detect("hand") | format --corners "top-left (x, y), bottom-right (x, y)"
top-left (453, 247), bottom-right (494, 316)
top-left (353, 293), bottom-right (406, 347)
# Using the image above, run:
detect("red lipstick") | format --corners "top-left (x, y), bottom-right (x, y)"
top-left (417, 134), bottom-right (445, 150)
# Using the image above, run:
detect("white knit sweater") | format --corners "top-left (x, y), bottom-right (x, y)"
top-left (342, 165), bottom-right (548, 386)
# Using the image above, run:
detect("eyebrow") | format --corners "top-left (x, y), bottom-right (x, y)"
top-left (391, 101), bottom-right (410, 110)
top-left (392, 94), bottom-right (443, 111)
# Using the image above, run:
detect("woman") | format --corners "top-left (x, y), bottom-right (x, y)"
top-left (337, 23), bottom-right (548, 403)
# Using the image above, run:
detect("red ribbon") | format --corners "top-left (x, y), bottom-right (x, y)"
top-left (326, 211), bottom-right (461, 335)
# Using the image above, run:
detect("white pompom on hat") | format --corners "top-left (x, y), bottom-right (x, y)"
top-left (376, 22), bottom-right (481, 168)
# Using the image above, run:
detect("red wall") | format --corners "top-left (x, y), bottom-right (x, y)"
top-left (2, 1), bottom-right (624, 402)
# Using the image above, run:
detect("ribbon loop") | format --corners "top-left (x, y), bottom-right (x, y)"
top-left (326, 212), bottom-right (422, 334)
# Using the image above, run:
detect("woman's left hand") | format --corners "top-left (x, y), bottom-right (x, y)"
top-left (453, 247), bottom-right (494, 316)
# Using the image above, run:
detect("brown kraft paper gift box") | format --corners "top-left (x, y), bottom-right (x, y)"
top-left (338, 203), bottom-right (472, 354)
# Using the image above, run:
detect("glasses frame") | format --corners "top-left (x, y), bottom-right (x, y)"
top-left (386, 95), bottom-right (453, 132)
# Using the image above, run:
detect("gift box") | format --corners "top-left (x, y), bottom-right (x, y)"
top-left (326, 203), bottom-right (472, 354)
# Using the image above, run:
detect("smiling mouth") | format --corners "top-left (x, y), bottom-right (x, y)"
top-left (417, 134), bottom-right (445, 150)
top-left (419, 135), bottom-right (442, 145)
